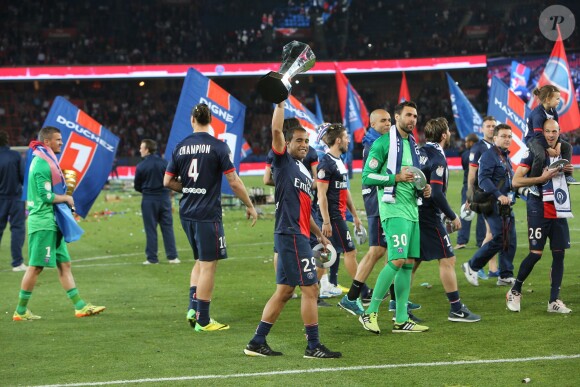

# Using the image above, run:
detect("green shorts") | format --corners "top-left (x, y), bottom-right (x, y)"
top-left (382, 217), bottom-right (420, 261)
top-left (28, 230), bottom-right (71, 268)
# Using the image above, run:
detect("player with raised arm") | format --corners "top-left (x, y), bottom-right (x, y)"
top-left (244, 101), bottom-right (341, 358)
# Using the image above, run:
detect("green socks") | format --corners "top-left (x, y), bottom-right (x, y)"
top-left (16, 290), bottom-right (32, 314)
top-left (394, 264), bottom-right (413, 323)
top-left (66, 288), bottom-right (86, 310)
top-left (366, 261), bottom-right (400, 314)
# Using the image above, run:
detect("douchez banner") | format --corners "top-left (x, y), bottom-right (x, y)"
top-left (23, 96), bottom-right (120, 218)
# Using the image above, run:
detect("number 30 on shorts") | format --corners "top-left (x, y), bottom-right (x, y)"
top-left (391, 234), bottom-right (408, 247)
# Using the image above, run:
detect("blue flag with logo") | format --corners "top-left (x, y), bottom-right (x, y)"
top-left (446, 73), bottom-right (483, 138)
top-left (165, 68), bottom-right (246, 195)
top-left (22, 96), bottom-right (120, 218)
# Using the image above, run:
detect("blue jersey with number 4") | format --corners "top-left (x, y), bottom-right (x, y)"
top-left (166, 132), bottom-right (235, 222)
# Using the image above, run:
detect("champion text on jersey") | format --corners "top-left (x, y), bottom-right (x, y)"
top-left (178, 144), bottom-right (212, 155)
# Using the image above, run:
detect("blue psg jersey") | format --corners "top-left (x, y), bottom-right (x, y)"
top-left (419, 144), bottom-right (452, 222)
top-left (525, 105), bottom-right (558, 143)
top-left (468, 139), bottom-right (493, 169)
top-left (317, 153), bottom-right (348, 220)
top-left (362, 140), bottom-right (379, 217)
top-left (166, 132), bottom-right (235, 222)
top-left (272, 147), bottom-right (313, 237)
top-left (267, 145), bottom-right (318, 182)
top-left (519, 149), bottom-right (557, 218)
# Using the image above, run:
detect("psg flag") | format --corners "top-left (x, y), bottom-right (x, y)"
top-left (165, 68), bottom-right (246, 195)
top-left (23, 96), bottom-right (120, 218)
top-left (530, 28), bottom-right (580, 133)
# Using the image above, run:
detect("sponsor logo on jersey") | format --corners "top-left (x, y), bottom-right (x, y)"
top-left (436, 166), bottom-right (444, 177)
top-left (182, 187), bottom-right (207, 194)
top-left (293, 178), bottom-right (312, 196)
top-left (369, 158), bottom-right (379, 169)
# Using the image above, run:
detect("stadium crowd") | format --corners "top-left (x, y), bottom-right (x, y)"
top-left (0, 0), bottom-right (579, 160)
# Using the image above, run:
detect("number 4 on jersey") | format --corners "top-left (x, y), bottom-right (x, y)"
top-left (188, 159), bottom-right (199, 182)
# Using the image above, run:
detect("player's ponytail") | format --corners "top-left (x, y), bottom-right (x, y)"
top-left (191, 103), bottom-right (212, 125)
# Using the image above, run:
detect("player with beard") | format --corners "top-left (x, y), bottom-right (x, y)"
top-left (317, 123), bottom-right (363, 296)
top-left (414, 117), bottom-right (481, 322)
top-left (359, 101), bottom-right (431, 334)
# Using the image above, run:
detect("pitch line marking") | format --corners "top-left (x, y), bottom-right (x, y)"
top-left (34, 354), bottom-right (580, 386)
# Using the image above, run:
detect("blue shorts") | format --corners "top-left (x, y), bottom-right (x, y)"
top-left (419, 220), bottom-right (454, 261)
top-left (527, 216), bottom-right (570, 251)
top-left (367, 216), bottom-right (387, 247)
top-left (274, 233), bottom-right (318, 287)
top-left (309, 206), bottom-right (322, 248)
top-left (329, 218), bottom-right (356, 253)
top-left (181, 219), bottom-right (227, 261)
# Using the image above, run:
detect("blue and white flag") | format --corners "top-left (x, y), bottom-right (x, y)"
top-left (446, 73), bottom-right (483, 138)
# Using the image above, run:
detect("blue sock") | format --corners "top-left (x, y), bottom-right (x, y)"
top-left (446, 291), bottom-right (461, 312)
top-left (251, 321), bottom-right (273, 344)
top-left (196, 299), bottom-right (210, 326)
top-left (550, 250), bottom-right (565, 303)
top-left (188, 286), bottom-right (197, 311)
top-left (513, 252), bottom-right (542, 293)
top-left (305, 323), bottom-right (320, 349)
top-left (329, 253), bottom-right (340, 285)
top-left (361, 283), bottom-right (370, 299)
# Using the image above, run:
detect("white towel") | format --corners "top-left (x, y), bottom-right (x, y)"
top-left (544, 157), bottom-right (573, 218)
top-left (382, 126), bottom-right (398, 203)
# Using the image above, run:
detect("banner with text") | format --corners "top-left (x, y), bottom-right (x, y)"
top-left (27, 96), bottom-right (120, 217)
top-left (487, 77), bottom-right (531, 165)
top-left (165, 68), bottom-right (246, 195)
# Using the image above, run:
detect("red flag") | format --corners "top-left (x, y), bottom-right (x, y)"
top-left (530, 28), bottom-right (580, 133)
top-left (398, 72), bottom-right (420, 140)
top-left (334, 64), bottom-right (369, 142)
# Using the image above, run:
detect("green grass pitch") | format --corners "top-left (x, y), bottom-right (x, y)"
top-left (1, 171), bottom-right (579, 386)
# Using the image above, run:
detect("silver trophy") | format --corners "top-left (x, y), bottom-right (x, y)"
top-left (257, 41), bottom-right (316, 103)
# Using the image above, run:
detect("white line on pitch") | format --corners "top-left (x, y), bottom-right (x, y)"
top-left (33, 354), bottom-right (580, 387)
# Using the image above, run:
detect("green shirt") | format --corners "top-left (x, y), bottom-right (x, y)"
top-left (361, 134), bottom-right (418, 221)
top-left (27, 157), bottom-right (57, 234)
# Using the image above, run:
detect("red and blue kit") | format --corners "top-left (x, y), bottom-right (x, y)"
top-left (317, 153), bottom-right (348, 220)
top-left (272, 147), bottom-right (313, 237)
top-left (166, 132), bottom-right (235, 222)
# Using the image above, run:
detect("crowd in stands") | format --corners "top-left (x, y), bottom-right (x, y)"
top-left (1, 0), bottom-right (577, 66)
top-left (1, 0), bottom-right (579, 161)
